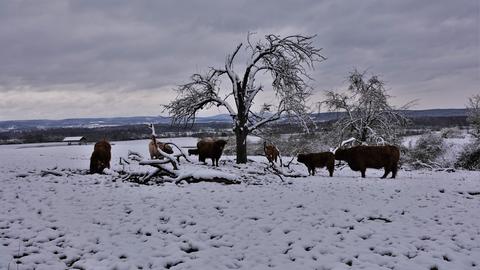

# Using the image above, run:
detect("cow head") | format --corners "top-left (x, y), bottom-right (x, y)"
top-left (215, 139), bottom-right (227, 150)
top-left (297, 154), bottom-right (306, 164)
top-left (90, 160), bottom-right (106, 174)
top-left (334, 148), bottom-right (349, 161)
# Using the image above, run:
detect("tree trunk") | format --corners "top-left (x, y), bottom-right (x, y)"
top-left (235, 82), bottom-right (248, 164)
top-left (235, 126), bottom-right (248, 164)
top-left (360, 128), bottom-right (368, 143)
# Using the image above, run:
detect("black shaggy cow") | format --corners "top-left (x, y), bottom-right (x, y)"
top-left (197, 138), bottom-right (227, 167)
top-left (297, 152), bottom-right (335, 176)
top-left (90, 140), bottom-right (111, 174)
top-left (334, 145), bottom-right (400, 178)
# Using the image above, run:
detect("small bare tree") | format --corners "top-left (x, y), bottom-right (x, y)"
top-left (467, 94), bottom-right (480, 139)
top-left (323, 69), bottom-right (411, 145)
top-left (164, 34), bottom-right (325, 163)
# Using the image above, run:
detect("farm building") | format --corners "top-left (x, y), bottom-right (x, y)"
top-left (62, 136), bottom-right (87, 145)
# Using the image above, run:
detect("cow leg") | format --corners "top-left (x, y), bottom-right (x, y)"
top-left (328, 166), bottom-right (334, 177)
top-left (307, 166), bottom-right (314, 176)
top-left (361, 169), bottom-right (366, 178)
top-left (312, 168), bottom-right (316, 176)
top-left (327, 160), bottom-right (334, 177)
top-left (89, 162), bottom-right (95, 174)
top-left (381, 167), bottom-right (390, 179)
top-left (391, 164), bottom-right (398, 179)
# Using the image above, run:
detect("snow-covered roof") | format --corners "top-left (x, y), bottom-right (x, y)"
top-left (62, 136), bottom-right (86, 142)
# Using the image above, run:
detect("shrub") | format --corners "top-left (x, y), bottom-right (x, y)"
top-left (440, 127), bottom-right (464, 139)
top-left (455, 141), bottom-right (480, 170)
top-left (409, 132), bottom-right (445, 164)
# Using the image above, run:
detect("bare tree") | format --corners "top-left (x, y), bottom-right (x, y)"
top-left (323, 69), bottom-right (411, 145)
top-left (164, 34), bottom-right (325, 163)
top-left (467, 94), bottom-right (480, 138)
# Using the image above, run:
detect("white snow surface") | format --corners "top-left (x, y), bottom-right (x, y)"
top-left (1, 138), bottom-right (480, 270)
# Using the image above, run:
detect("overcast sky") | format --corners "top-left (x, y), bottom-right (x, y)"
top-left (0, 0), bottom-right (478, 121)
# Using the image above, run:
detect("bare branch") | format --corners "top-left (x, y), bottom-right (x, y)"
top-left (163, 70), bottom-right (236, 125)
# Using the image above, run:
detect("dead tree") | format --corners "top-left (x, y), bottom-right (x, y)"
top-left (164, 34), bottom-right (325, 164)
top-left (323, 69), bottom-right (412, 145)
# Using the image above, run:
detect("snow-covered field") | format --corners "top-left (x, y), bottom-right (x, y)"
top-left (1, 138), bottom-right (479, 270)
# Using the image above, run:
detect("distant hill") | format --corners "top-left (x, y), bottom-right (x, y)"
top-left (0, 115), bottom-right (232, 132)
top-left (399, 109), bottom-right (468, 118)
top-left (0, 109), bottom-right (468, 132)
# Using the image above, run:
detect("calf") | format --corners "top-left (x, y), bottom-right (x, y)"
top-left (90, 140), bottom-right (111, 174)
top-left (264, 141), bottom-right (280, 164)
top-left (149, 135), bottom-right (161, 159)
top-left (197, 138), bottom-right (227, 167)
top-left (334, 145), bottom-right (400, 178)
top-left (297, 152), bottom-right (335, 176)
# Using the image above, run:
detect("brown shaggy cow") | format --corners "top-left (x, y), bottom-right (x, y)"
top-left (297, 152), bottom-right (335, 176)
top-left (149, 135), bottom-right (161, 159)
top-left (197, 138), bottom-right (227, 167)
top-left (334, 145), bottom-right (400, 178)
top-left (90, 140), bottom-right (111, 174)
top-left (264, 141), bottom-right (280, 164)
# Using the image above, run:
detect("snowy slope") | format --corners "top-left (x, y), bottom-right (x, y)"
top-left (1, 139), bottom-right (479, 270)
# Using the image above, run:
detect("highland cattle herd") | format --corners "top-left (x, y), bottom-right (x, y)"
top-left (90, 129), bottom-right (401, 178)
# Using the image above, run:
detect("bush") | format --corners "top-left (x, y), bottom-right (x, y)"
top-left (440, 127), bottom-right (464, 139)
top-left (409, 132), bottom-right (445, 164)
top-left (455, 141), bottom-right (480, 170)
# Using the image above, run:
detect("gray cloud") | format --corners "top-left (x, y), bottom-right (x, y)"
top-left (0, 0), bottom-right (478, 120)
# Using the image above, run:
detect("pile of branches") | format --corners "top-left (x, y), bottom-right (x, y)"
top-left (118, 142), bottom-right (240, 185)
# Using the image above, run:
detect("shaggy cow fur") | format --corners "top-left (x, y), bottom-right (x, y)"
top-left (197, 138), bottom-right (227, 167)
top-left (90, 140), bottom-right (111, 174)
top-left (334, 145), bottom-right (400, 178)
top-left (149, 136), bottom-right (161, 159)
top-left (264, 141), bottom-right (280, 164)
top-left (297, 152), bottom-right (335, 176)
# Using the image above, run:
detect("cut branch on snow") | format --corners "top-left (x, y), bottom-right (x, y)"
top-left (164, 142), bottom-right (192, 163)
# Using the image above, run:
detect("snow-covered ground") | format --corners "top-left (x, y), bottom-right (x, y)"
top-left (1, 139), bottom-right (479, 270)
